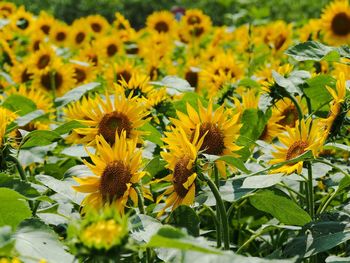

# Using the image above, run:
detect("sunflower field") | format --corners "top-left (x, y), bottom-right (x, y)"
top-left (0, 0), bottom-right (350, 262)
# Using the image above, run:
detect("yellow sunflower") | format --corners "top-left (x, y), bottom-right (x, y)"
top-left (78, 44), bottom-right (101, 69)
top-left (104, 59), bottom-right (140, 87)
top-left (10, 61), bottom-right (33, 84)
top-left (9, 6), bottom-right (33, 34)
top-left (32, 64), bottom-right (75, 96)
top-left (157, 126), bottom-right (205, 216)
top-left (321, 0), bottom-right (350, 45)
top-left (73, 90), bottom-right (148, 145)
top-left (0, 2), bottom-right (16, 18)
top-left (259, 114), bottom-right (284, 143)
top-left (0, 39), bottom-right (16, 68)
top-left (146, 11), bottom-right (177, 34)
top-left (34, 11), bottom-right (55, 36)
top-left (318, 72), bottom-right (347, 142)
top-left (232, 88), bottom-right (260, 116)
top-left (113, 12), bottom-right (132, 32)
top-left (49, 22), bottom-right (69, 46)
top-left (27, 32), bottom-right (47, 52)
top-left (117, 73), bottom-right (153, 98)
top-left (73, 131), bottom-right (151, 213)
top-left (170, 100), bottom-right (242, 176)
top-left (69, 19), bottom-right (91, 49)
top-left (28, 45), bottom-right (59, 74)
top-left (179, 9), bottom-right (212, 42)
top-left (0, 107), bottom-right (16, 148)
top-left (86, 15), bottom-right (110, 36)
top-left (270, 118), bottom-right (323, 174)
top-left (262, 20), bottom-right (292, 52)
top-left (299, 19), bottom-right (322, 42)
top-left (71, 61), bottom-right (97, 85)
top-left (96, 36), bottom-right (123, 60)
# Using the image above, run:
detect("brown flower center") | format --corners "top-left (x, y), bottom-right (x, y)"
top-left (100, 161), bottom-right (132, 202)
top-left (331, 12), bottom-right (350, 36)
top-left (286, 141), bottom-right (308, 160)
top-left (154, 21), bottom-right (169, 33)
top-left (198, 122), bottom-right (225, 155)
top-left (37, 54), bottom-right (50, 69)
top-left (91, 23), bottom-right (102, 33)
top-left (117, 70), bottom-right (131, 83)
top-left (74, 68), bottom-right (86, 84)
top-left (17, 18), bottom-right (29, 30)
top-left (191, 26), bottom-right (204, 37)
top-left (56, 32), bottom-right (66, 42)
top-left (33, 40), bottom-right (41, 51)
top-left (75, 32), bottom-right (85, 44)
top-left (98, 111), bottom-right (132, 145)
top-left (40, 71), bottom-right (63, 91)
top-left (107, 44), bottom-right (118, 57)
top-left (21, 68), bottom-right (33, 83)
top-left (173, 158), bottom-right (193, 198)
top-left (188, 15), bottom-right (201, 25)
top-left (185, 71), bottom-right (198, 89)
top-left (40, 24), bottom-right (50, 35)
top-left (278, 106), bottom-right (298, 127)
top-left (274, 35), bottom-right (287, 50)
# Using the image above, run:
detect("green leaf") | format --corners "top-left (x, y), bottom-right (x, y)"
top-left (18, 143), bottom-right (57, 167)
top-left (55, 82), bottom-right (100, 107)
top-left (15, 218), bottom-right (74, 263)
top-left (172, 92), bottom-right (207, 114)
top-left (216, 156), bottom-right (250, 173)
top-left (140, 122), bottom-right (163, 146)
top-left (285, 41), bottom-right (350, 62)
top-left (242, 174), bottom-right (283, 189)
top-left (250, 189), bottom-right (311, 226)
top-left (169, 205), bottom-right (200, 237)
top-left (0, 173), bottom-right (40, 198)
top-left (147, 226), bottom-right (222, 254)
top-left (35, 174), bottom-right (84, 205)
top-left (129, 214), bottom-right (162, 243)
top-left (2, 95), bottom-right (37, 115)
top-left (0, 188), bottom-right (31, 229)
top-left (272, 70), bottom-right (310, 96)
top-left (304, 75), bottom-right (335, 113)
top-left (151, 76), bottom-right (193, 95)
top-left (15, 110), bottom-right (46, 127)
top-left (0, 226), bottom-right (14, 256)
top-left (144, 156), bottom-right (167, 180)
top-left (21, 130), bottom-right (61, 148)
top-left (284, 220), bottom-right (350, 258)
top-left (53, 120), bottom-right (86, 135)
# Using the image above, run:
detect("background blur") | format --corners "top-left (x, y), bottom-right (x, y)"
top-left (10, 0), bottom-right (331, 27)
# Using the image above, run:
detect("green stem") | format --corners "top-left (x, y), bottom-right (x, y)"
top-left (307, 162), bottom-right (314, 219)
top-left (201, 173), bottom-right (230, 250)
top-left (213, 166), bottom-right (222, 248)
top-left (135, 186), bottom-right (151, 263)
top-left (6, 155), bottom-right (27, 181)
top-left (289, 94), bottom-right (303, 121)
top-left (317, 189), bottom-right (336, 214)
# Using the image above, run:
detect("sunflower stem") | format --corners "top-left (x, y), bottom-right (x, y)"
top-left (50, 71), bottom-right (59, 121)
top-left (213, 165), bottom-right (222, 248)
top-left (202, 172), bottom-right (230, 250)
top-left (6, 155), bottom-right (27, 182)
top-left (306, 162), bottom-right (315, 219)
top-left (289, 94), bottom-right (303, 121)
top-left (135, 186), bottom-right (152, 263)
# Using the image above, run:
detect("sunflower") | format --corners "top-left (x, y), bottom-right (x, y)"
top-left (0, 107), bottom-right (16, 148)
top-left (71, 61), bottom-right (97, 85)
top-left (113, 12), bottom-right (132, 32)
top-left (259, 113), bottom-right (284, 142)
top-left (10, 61), bottom-right (33, 84)
top-left (157, 126), bottom-right (205, 216)
top-left (32, 64), bottom-right (75, 96)
top-left (318, 72), bottom-right (347, 142)
top-left (117, 73), bottom-right (153, 98)
top-left (86, 15), bottom-right (109, 36)
top-left (104, 59), bottom-right (140, 87)
top-left (321, 0), bottom-right (350, 45)
top-left (171, 100), bottom-right (242, 176)
top-left (270, 118), bottom-right (323, 174)
top-left (27, 32), bottom-right (46, 52)
top-left (49, 23), bottom-right (69, 46)
top-left (262, 20), bottom-right (292, 52)
top-left (179, 9), bottom-right (212, 42)
top-left (28, 45), bottom-right (59, 74)
top-left (73, 132), bottom-right (150, 213)
top-left (232, 89), bottom-right (261, 116)
top-left (0, 2), bottom-right (16, 18)
top-left (73, 90), bottom-right (148, 146)
top-left (78, 44), bottom-right (101, 68)
top-left (299, 19), bottom-right (322, 42)
top-left (9, 6), bottom-right (33, 34)
top-left (69, 19), bottom-right (91, 49)
top-left (34, 11), bottom-right (55, 36)
top-left (96, 36), bottom-right (123, 60)
top-left (146, 11), bottom-right (176, 34)
top-left (0, 39), bottom-right (16, 68)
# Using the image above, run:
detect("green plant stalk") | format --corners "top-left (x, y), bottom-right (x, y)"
top-left (213, 165), bottom-right (222, 248)
top-left (201, 172), bottom-right (230, 250)
top-left (6, 155), bottom-right (27, 182)
top-left (307, 162), bottom-right (315, 219)
top-left (288, 94), bottom-right (303, 121)
top-left (135, 186), bottom-right (152, 263)
top-left (50, 71), bottom-right (59, 121)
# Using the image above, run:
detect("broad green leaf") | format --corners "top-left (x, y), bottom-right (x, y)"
top-left (147, 226), bottom-right (222, 254)
top-left (21, 130), bottom-right (61, 148)
top-left (60, 145), bottom-right (94, 158)
top-left (15, 218), bottom-right (74, 263)
top-left (55, 82), bottom-right (100, 107)
top-left (0, 188), bottom-right (31, 229)
top-left (272, 70), bottom-right (310, 96)
top-left (53, 120), bottom-right (86, 135)
top-left (18, 143), bottom-right (57, 167)
top-left (2, 95), bottom-right (37, 115)
top-left (172, 92), bottom-right (207, 114)
top-left (144, 156), bottom-right (167, 180)
top-left (151, 76), bottom-right (193, 95)
top-left (250, 189), bottom-right (311, 226)
top-left (15, 110), bottom-right (46, 127)
top-left (324, 142), bottom-right (350, 152)
top-left (129, 214), bottom-right (162, 243)
top-left (169, 205), bottom-right (200, 237)
top-left (0, 226), bottom-right (14, 256)
top-left (242, 174), bottom-right (283, 189)
top-left (285, 41), bottom-right (350, 62)
top-left (326, 255), bottom-right (350, 263)
top-left (35, 174), bottom-right (84, 205)
top-left (284, 220), bottom-right (350, 258)
top-left (0, 173), bottom-right (40, 198)
top-left (140, 122), bottom-right (163, 146)
top-left (216, 156), bottom-right (250, 173)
